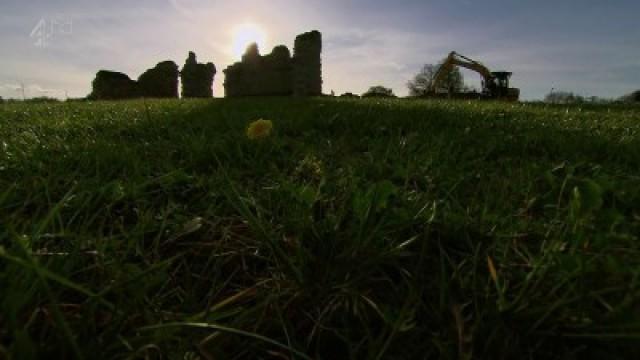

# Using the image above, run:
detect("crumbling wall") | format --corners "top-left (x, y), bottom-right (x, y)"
top-left (181, 52), bottom-right (217, 98)
top-left (89, 70), bottom-right (138, 100)
top-left (137, 61), bottom-right (179, 98)
top-left (88, 31), bottom-right (320, 100)
top-left (223, 44), bottom-right (293, 97)
top-left (222, 63), bottom-right (244, 97)
top-left (264, 45), bottom-right (294, 95)
top-left (293, 30), bottom-right (322, 96)
top-left (90, 62), bottom-right (180, 100)
top-left (223, 30), bottom-right (321, 97)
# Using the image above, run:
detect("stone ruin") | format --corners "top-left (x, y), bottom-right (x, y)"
top-left (137, 61), bottom-right (180, 98)
top-left (88, 30), bottom-right (322, 100)
top-left (181, 52), bottom-right (217, 98)
top-left (223, 44), bottom-right (293, 96)
top-left (293, 31), bottom-right (322, 96)
top-left (89, 52), bottom-right (215, 100)
top-left (223, 30), bottom-right (322, 97)
top-left (89, 70), bottom-right (138, 100)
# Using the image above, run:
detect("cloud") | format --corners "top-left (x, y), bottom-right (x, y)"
top-left (0, 82), bottom-right (65, 98)
top-left (320, 26), bottom-right (461, 95)
top-left (0, 83), bottom-right (21, 91)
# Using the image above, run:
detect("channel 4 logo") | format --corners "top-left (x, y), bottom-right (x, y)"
top-left (30, 16), bottom-right (73, 48)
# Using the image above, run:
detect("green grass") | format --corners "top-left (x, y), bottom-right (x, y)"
top-left (1, 97), bottom-right (639, 359)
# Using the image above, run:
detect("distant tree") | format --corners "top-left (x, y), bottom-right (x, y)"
top-left (407, 61), bottom-right (464, 96)
top-left (584, 96), bottom-right (612, 104)
top-left (544, 90), bottom-right (585, 104)
top-left (620, 90), bottom-right (640, 103)
top-left (66, 97), bottom-right (89, 103)
top-left (24, 96), bottom-right (60, 103)
top-left (362, 86), bottom-right (396, 98)
top-left (340, 92), bottom-right (360, 98)
top-left (0, 96), bottom-right (4, 103)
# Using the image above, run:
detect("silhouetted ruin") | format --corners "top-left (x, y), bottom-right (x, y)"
top-left (88, 31), bottom-right (322, 100)
top-left (224, 44), bottom-right (293, 96)
top-left (89, 70), bottom-right (138, 100)
top-left (293, 31), bottom-right (322, 96)
top-left (89, 62), bottom-right (179, 100)
top-left (89, 55), bottom-right (211, 100)
top-left (223, 30), bottom-right (322, 97)
top-left (181, 52), bottom-right (217, 98)
top-left (137, 61), bottom-right (180, 98)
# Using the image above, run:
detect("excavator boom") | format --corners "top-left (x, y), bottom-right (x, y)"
top-left (429, 51), bottom-right (519, 101)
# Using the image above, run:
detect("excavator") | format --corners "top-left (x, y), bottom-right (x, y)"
top-left (429, 51), bottom-right (520, 101)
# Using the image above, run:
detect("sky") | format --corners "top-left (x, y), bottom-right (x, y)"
top-left (0, 0), bottom-right (639, 100)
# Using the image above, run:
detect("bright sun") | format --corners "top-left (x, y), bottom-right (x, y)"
top-left (232, 23), bottom-right (268, 59)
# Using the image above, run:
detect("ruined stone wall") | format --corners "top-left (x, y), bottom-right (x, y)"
top-left (262, 45), bottom-right (294, 95)
top-left (88, 31), bottom-right (321, 100)
top-left (89, 71), bottom-right (138, 100)
top-left (90, 61), bottom-right (180, 100)
top-left (137, 61), bottom-right (180, 98)
top-left (223, 30), bottom-right (321, 97)
top-left (224, 44), bottom-right (263, 96)
top-left (223, 45), bottom-right (293, 97)
top-left (181, 52), bottom-right (217, 98)
top-left (292, 31), bottom-right (322, 96)
top-left (90, 55), bottom-right (217, 100)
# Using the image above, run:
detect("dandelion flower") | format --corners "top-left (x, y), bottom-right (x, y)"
top-left (246, 119), bottom-right (273, 140)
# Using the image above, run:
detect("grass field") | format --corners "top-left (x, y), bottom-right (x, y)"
top-left (1, 98), bottom-right (639, 359)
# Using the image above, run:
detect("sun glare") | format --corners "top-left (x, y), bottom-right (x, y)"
top-left (232, 23), bottom-right (268, 59)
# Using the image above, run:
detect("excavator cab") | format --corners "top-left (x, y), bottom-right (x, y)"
top-left (491, 71), bottom-right (520, 101)
top-left (492, 72), bottom-right (512, 90)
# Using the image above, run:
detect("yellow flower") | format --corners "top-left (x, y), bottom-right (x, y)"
top-left (246, 119), bottom-right (273, 140)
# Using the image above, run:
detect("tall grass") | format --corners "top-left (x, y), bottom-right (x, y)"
top-left (1, 98), bottom-right (639, 359)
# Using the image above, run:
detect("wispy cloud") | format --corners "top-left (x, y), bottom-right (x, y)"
top-left (0, 82), bottom-right (67, 99)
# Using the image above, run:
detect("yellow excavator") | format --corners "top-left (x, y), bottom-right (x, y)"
top-left (430, 51), bottom-right (520, 101)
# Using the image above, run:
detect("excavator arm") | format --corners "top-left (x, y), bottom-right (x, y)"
top-left (430, 52), bottom-right (495, 94)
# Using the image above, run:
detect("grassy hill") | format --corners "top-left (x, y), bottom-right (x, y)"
top-left (1, 98), bottom-right (639, 359)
